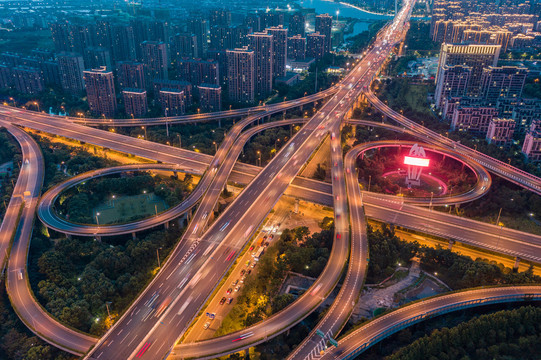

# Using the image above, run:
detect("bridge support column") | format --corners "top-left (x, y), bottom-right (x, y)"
top-left (218, 119), bottom-right (221, 128)
top-left (173, 170), bottom-right (178, 179)
top-left (448, 239), bottom-right (455, 251)
top-left (95, 236), bottom-right (101, 242)
top-left (132, 232), bottom-right (136, 240)
top-left (164, 222), bottom-right (169, 230)
top-left (514, 257), bottom-right (521, 271)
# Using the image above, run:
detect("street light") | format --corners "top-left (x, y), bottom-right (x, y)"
top-left (213, 141), bottom-right (217, 153)
top-left (141, 126), bottom-right (147, 139)
top-left (156, 247), bottom-right (163, 268)
top-left (177, 134), bottom-right (182, 148)
top-left (33, 101), bottom-right (40, 112)
top-left (95, 212), bottom-right (100, 226)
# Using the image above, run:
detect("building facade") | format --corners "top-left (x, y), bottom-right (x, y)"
top-left (226, 47), bottom-right (255, 103)
top-left (83, 66), bottom-right (117, 117)
top-left (198, 84), bottom-right (222, 112)
top-left (123, 88), bottom-right (147, 118)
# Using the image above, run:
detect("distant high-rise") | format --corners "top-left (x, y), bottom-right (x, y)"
top-left (288, 35), bottom-right (306, 60)
top-left (0, 64), bottom-right (11, 90)
top-left (69, 24), bottom-right (94, 54)
top-left (522, 121), bottom-right (541, 163)
top-left (83, 47), bottom-right (112, 70)
top-left (172, 33), bottom-right (198, 59)
top-left (267, 26), bottom-right (288, 78)
top-left (159, 89), bottom-right (185, 116)
top-left (262, 12), bottom-right (284, 29)
top-left (480, 66), bottom-right (528, 103)
top-left (226, 47), bottom-right (255, 103)
top-left (123, 88), bottom-right (147, 118)
top-left (289, 12), bottom-right (306, 37)
top-left (83, 66), bottom-right (117, 117)
top-left (248, 32), bottom-right (273, 97)
top-left (12, 66), bottom-right (44, 94)
top-left (198, 84), bottom-right (222, 112)
top-left (434, 65), bottom-right (471, 108)
top-left (315, 14), bottom-right (333, 53)
top-left (436, 43), bottom-right (501, 96)
top-left (57, 52), bottom-right (85, 93)
top-left (111, 25), bottom-right (137, 62)
top-left (177, 58), bottom-right (220, 87)
top-left (141, 41), bottom-right (168, 80)
top-left (153, 79), bottom-right (192, 105)
top-left (210, 25), bottom-right (234, 51)
top-left (117, 61), bottom-right (146, 90)
top-left (50, 21), bottom-right (71, 52)
top-left (244, 13), bottom-right (261, 33)
top-left (188, 18), bottom-right (208, 57)
top-left (210, 9), bottom-right (232, 27)
top-left (307, 32), bottom-right (326, 59)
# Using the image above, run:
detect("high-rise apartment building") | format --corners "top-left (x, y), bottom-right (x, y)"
top-left (198, 84), bottom-right (222, 112)
top-left (436, 44), bottom-right (501, 96)
top-left (226, 47), bottom-right (255, 103)
top-left (159, 89), bottom-right (185, 116)
top-left (172, 33), bottom-right (198, 59)
top-left (210, 9), bottom-right (231, 27)
top-left (117, 61), bottom-right (146, 90)
top-left (434, 65), bottom-right (471, 108)
top-left (315, 14), bottom-right (333, 53)
top-left (153, 79), bottom-right (192, 105)
top-left (248, 32), bottom-right (273, 97)
top-left (177, 58), bottom-right (220, 87)
top-left (188, 18), bottom-right (208, 57)
top-left (123, 88), bottom-right (147, 118)
top-left (307, 32), bottom-right (326, 59)
top-left (83, 66), bottom-right (117, 117)
top-left (57, 52), bottom-right (85, 93)
top-left (486, 118), bottom-right (516, 146)
top-left (480, 66), bottom-right (528, 104)
top-left (83, 47), bottom-right (112, 70)
top-left (267, 26), bottom-right (288, 78)
top-left (288, 35), bottom-right (306, 60)
top-left (111, 24), bottom-right (137, 62)
top-left (50, 21), bottom-right (72, 52)
top-left (12, 66), bottom-right (44, 94)
top-left (522, 121), bottom-right (541, 163)
top-left (141, 41), bottom-right (168, 81)
top-left (289, 12), bottom-right (306, 37)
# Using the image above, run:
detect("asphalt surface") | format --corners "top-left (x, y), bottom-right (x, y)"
top-left (0, 122), bottom-right (98, 355)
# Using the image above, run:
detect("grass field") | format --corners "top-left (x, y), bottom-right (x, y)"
top-left (0, 29), bottom-right (54, 53)
top-left (93, 193), bottom-right (168, 225)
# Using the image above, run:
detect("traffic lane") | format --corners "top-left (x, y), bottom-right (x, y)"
top-left (363, 202), bottom-right (541, 263)
top-left (321, 286), bottom-right (541, 360)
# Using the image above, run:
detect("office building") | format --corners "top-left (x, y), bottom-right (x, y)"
top-left (248, 32), bottom-right (274, 97)
top-left (480, 66), bottom-right (528, 103)
top-left (436, 44), bottom-right (501, 95)
top-left (58, 52), bottom-right (85, 93)
top-left (198, 84), bottom-right (222, 112)
top-left (117, 61), bottom-right (146, 90)
top-left (12, 66), bottom-right (44, 94)
top-left (288, 35), bottom-right (306, 60)
top-left (159, 89), bottom-right (185, 116)
top-left (523, 121), bottom-right (541, 163)
top-left (267, 26), bottom-right (288, 78)
top-left (486, 118), bottom-right (516, 146)
top-left (83, 66), bottom-right (117, 117)
top-left (123, 88), bottom-right (148, 118)
top-left (226, 47), bottom-right (255, 103)
top-left (434, 65), bottom-right (471, 108)
top-left (289, 12), bottom-right (306, 37)
top-left (307, 32), bottom-right (326, 59)
top-left (177, 58), bottom-right (220, 87)
top-left (315, 14), bottom-right (333, 53)
top-left (141, 41), bottom-right (168, 81)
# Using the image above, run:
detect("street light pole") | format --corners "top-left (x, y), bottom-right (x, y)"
top-left (156, 247), bottom-right (162, 268)
top-left (177, 134), bottom-right (181, 148)
top-left (368, 175), bottom-right (371, 192)
top-left (95, 212), bottom-right (100, 226)
top-left (429, 191), bottom-right (433, 211)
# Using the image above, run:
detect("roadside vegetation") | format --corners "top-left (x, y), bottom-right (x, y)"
top-left (0, 128), bottom-right (21, 218)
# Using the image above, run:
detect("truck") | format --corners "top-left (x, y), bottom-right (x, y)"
top-left (253, 247), bottom-right (265, 261)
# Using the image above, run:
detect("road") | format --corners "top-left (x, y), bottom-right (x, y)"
top-left (320, 286), bottom-right (541, 360)
top-left (364, 90), bottom-right (541, 195)
top-left (0, 122), bottom-right (98, 355)
top-left (0, 87), bottom-right (335, 127)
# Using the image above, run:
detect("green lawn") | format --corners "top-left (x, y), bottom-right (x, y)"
top-left (93, 193), bottom-right (168, 225)
top-left (0, 29), bottom-right (54, 53)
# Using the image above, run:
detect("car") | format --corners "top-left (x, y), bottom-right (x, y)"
top-left (220, 297), bottom-right (227, 305)
top-left (235, 285), bottom-right (241, 292)
top-left (240, 276), bottom-right (245, 284)
top-left (346, 168), bottom-right (351, 174)
top-left (334, 162), bottom-right (338, 167)
top-left (226, 288), bottom-right (233, 294)
top-left (249, 246), bottom-right (254, 251)
top-left (247, 269), bottom-right (252, 275)
top-left (232, 279), bottom-right (239, 286)
top-left (264, 241), bottom-right (270, 247)
top-left (251, 262), bottom-right (256, 268)
top-left (203, 321), bottom-right (211, 329)
top-left (246, 260), bottom-right (251, 267)
top-left (337, 233), bottom-right (341, 239)
top-left (240, 269), bottom-right (246, 276)
top-left (227, 298), bottom-right (234, 305)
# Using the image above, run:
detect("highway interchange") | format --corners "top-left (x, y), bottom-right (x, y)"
top-left (1, 0), bottom-right (541, 359)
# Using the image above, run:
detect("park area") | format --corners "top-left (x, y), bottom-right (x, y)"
top-left (93, 193), bottom-right (168, 225)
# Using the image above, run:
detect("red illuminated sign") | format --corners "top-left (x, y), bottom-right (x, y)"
top-left (404, 156), bottom-right (429, 167)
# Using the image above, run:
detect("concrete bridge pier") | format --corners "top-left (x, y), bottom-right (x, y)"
top-left (132, 232), bottom-right (137, 240)
top-left (164, 222), bottom-right (169, 230)
top-left (514, 257), bottom-right (521, 271)
top-left (448, 239), bottom-right (455, 250)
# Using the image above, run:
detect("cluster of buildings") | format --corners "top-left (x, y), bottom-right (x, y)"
top-left (0, 8), bottom-right (337, 118)
top-left (430, 0), bottom-right (541, 162)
